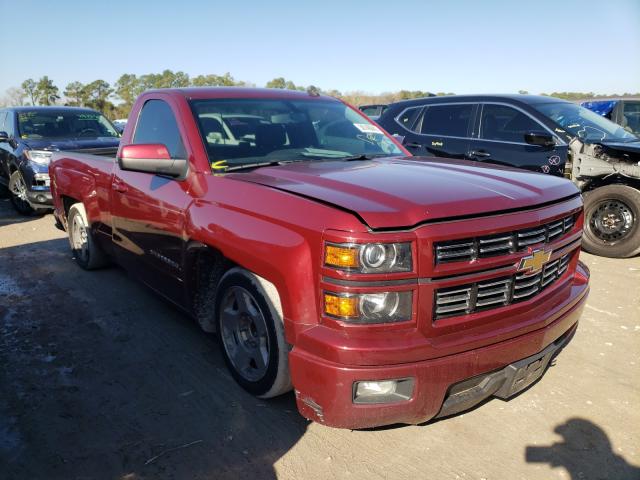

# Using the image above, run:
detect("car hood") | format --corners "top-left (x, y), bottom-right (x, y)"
top-left (233, 156), bottom-right (579, 229)
top-left (23, 137), bottom-right (120, 152)
top-left (598, 140), bottom-right (640, 159)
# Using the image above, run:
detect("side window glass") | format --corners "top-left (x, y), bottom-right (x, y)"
top-left (622, 102), bottom-right (640, 133)
top-left (0, 112), bottom-right (6, 133)
top-left (397, 107), bottom-right (423, 131)
top-left (133, 100), bottom-right (186, 158)
top-left (480, 104), bottom-right (542, 143)
top-left (4, 113), bottom-right (15, 137)
top-left (420, 104), bottom-right (474, 137)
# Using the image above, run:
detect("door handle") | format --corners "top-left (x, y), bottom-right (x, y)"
top-left (405, 142), bottom-right (422, 149)
top-left (112, 178), bottom-right (128, 193)
top-left (469, 150), bottom-right (491, 158)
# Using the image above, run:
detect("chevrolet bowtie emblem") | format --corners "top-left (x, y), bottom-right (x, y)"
top-left (518, 248), bottom-right (552, 274)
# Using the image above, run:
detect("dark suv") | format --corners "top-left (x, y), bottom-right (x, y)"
top-left (377, 95), bottom-right (640, 258)
top-left (0, 107), bottom-right (120, 214)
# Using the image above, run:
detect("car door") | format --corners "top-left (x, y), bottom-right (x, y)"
top-left (110, 98), bottom-right (193, 307)
top-left (467, 103), bottom-right (568, 176)
top-left (401, 103), bottom-right (476, 159)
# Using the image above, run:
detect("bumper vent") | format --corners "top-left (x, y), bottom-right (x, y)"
top-left (435, 214), bottom-right (575, 263)
top-left (434, 254), bottom-right (571, 320)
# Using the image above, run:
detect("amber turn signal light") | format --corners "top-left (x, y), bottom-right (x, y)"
top-left (325, 244), bottom-right (359, 269)
top-left (324, 293), bottom-right (359, 319)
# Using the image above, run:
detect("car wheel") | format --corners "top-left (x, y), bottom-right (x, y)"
top-left (8, 171), bottom-right (34, 215)
top-left (582, 185), bottom-right (640, 258)
top-left (67, 203), bottom-right (109, 270)
top-left (216, 268), bottom-right (292, 398)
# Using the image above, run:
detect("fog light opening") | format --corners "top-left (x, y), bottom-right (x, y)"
top-left (353, 378), bottom-right (414, 404)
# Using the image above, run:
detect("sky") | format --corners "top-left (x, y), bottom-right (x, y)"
top-left (1, 0), bottom-right (639, 97)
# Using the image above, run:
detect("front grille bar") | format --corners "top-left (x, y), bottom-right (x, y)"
top-left (435, 214), bottom-right (576, 264)
top-left (434, 253), bottom-right (572, 320)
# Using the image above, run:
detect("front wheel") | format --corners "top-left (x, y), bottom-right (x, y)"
top-left (215, 268), bottom-right (292, 398)
top-left (8, 171), bottom-right (34, 215)
top-left (582, 185), bottom-right (640, 258)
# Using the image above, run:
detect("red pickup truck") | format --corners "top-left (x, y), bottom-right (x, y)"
top-left (49, 87), bottom-right (590, 429)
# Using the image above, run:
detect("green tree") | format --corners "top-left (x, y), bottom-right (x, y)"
top-left (191, 72), bottom-right (238, 87)
top-left (83, 80), bottom-right (114, 114)
top-left (21, 79), bottom-right (37, 105)
top-left (35, 76), bottom-right (60, 105)
top-left (64, 81), bottom-right (86, 106)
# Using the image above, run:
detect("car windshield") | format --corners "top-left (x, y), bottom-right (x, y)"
top-left (533, 102), bottom-right (638, 143)
top-left (17, 110), bottom-right (120, 140)
top-left (190, 98), bottom-right (403, 169)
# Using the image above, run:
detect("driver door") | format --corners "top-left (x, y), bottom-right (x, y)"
top-left (111, 98), bottom-right (192, 307)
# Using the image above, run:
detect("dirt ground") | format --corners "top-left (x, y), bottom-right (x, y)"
top-left (0, 197), bottom-right (638, 480)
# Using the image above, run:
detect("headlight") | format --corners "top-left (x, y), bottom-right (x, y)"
top-left (324, 242), bottom-right (412, 273)
top-left (324, 291), bottom-right (412, 323)
top-left (25, 150), bottom-right (53, 165)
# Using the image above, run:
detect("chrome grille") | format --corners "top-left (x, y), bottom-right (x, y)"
top-left (434, 253), bottom-right (571, 319)
top-left (434, 214), bottom-right (576, 264)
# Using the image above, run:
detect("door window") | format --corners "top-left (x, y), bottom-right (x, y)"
top-left (396, 107), bottom-right (423, 131)
top-left (480, 104), bottom-right (542, 143)
top-left (419, 104), bottom-right (474, 137)
top-left (622, 102), bottom-right (640, 133)
top-left (133, 100), bottom-right (186, 158)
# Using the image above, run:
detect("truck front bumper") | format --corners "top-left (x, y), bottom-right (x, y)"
top-left (289, 263), bottom-right (589, 429)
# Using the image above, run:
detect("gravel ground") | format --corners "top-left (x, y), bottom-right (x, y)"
top-left (0, 197), bottom-right (638, 480)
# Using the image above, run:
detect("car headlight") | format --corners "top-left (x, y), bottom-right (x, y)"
top-left (25, 150), bottom-right (53, 165)
top-left (324, 242), bottom-right (412, 273)
top-left (324, 291), bottom-right (412, 324)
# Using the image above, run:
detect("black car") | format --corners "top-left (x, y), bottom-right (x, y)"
top-left (0, 107), bottom-right (120, 214)
top-left (377, 94), bottom-right (640, 258)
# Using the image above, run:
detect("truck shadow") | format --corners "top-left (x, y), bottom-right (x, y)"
top-left (0, 198), bottom-right (47, 226)
top-left (525, 418), bottom-right (640, 480)
top-left (0, 237), bottom-right (306, 480)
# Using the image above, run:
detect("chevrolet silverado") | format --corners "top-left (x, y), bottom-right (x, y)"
top-left (49, 87), bottom-right (590, 429)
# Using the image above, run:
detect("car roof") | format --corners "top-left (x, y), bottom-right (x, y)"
top-left (388, 94), bottom-right (570, 109)
top-left (144, 87), bottom-right (338, 102)
top-left (3, 106), bottom-right (103, 113)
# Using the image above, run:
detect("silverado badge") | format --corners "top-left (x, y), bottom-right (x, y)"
top-left (518, 248), bottom-right (552, 274)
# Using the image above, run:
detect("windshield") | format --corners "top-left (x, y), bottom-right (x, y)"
top-left (190, 98), bottom-right (403, 169)
top-left (17, 110), bottom-right (120, 140)
top-left (533, 102), bottom-right (638, 143)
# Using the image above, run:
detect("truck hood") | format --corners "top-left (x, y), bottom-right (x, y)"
top-left (234, 156), bottom-right (579, 229)
top-left (23, 137), bottom-right (120, 152)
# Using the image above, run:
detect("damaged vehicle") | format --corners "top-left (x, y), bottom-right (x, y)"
top-left (377, 95), bottom-right (640, 258)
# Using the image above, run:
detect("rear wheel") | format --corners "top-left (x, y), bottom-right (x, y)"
top-left (215, 268), bottom-right (292, 398)
top-left (582, 185), bottom-right (640, 258)
top-left (67, 203), bottom-right (109, 270)
top-left (9, 171), bottom-right (34, 215)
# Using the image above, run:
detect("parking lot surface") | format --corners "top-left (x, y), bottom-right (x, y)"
top-left (1, 198), bottom-right (639, 480)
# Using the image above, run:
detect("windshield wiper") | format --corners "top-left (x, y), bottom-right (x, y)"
top-left (341, 153), bottom-right (390, 161)
top-left (224, 159), bottom-right (313, 172)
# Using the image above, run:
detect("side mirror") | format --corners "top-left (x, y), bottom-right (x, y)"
top-left (0, 131), bottom-right (9, 142)
top-left (118, 144), bottom-right (187, 177)
top-left (524, 131), bottom-right (555, 148)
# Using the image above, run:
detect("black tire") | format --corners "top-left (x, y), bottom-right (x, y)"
top-left (8, 171), bottom-right (34, 215)
top-left (67, 203), bottom-right (109, 270)
top-left (582, 185), bottom-right (640, 258)
top-left (215, 268), bottom-right (292, 398)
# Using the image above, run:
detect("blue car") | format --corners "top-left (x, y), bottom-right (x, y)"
top-left (0, 107), bottom-right (120, 214)
top-left (581, 99), bottom-right (640, 136)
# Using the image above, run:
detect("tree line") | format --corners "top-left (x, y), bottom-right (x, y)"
top-left (1, 70), bottom-right (638, 120)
